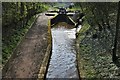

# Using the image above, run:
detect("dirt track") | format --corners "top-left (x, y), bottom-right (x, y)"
top-left (2, 13), bottom-right (50, 78)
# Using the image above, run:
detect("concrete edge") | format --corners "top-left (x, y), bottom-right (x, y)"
top-left (37, 19), bottom-right (52, 80)
top-left (76, 39), bottom-right (81, 79)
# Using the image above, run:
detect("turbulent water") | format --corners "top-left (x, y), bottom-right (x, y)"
top-left (46, 27), bottom-right (79, 78)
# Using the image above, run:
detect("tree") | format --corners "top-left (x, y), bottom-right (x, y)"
top-left (112, 1), bottom-right (120, 62)
top-left (2, 2), bottom-right (50, 64)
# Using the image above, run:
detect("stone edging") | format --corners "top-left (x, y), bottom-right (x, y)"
top-left (76, 38), bottom-right (81, 79)
top-left (37, 19), bottom-right (52, 80)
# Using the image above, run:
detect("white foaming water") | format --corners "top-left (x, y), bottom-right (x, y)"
top-left (76, 25), bottom-right (82, 33)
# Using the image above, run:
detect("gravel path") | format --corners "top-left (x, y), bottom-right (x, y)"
top-left (46, 27), bottom-right (79, 78)
top-left (2, 13), bottom-right (50, 78)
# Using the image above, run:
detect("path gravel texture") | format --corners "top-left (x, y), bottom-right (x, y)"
top-left (46, 27), bottom-right (79, 78)
top-left (2, 13), bottom-right (50, 78)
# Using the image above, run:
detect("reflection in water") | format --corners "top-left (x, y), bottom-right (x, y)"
top-left (46, 27), bottom-right (79, 78)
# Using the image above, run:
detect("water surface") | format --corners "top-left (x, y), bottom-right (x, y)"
top-left (46, 27), bottom-right (79, 78)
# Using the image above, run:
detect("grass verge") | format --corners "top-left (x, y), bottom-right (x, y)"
top-left (2, 15), bottom-right (37, 65)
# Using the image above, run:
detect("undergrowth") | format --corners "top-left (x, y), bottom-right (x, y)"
top-left (2, 16), bottom-right (36, 65)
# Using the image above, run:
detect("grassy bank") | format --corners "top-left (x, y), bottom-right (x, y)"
top-left (76, 19), bottom-right (119, 78)
top-left (2, 2), bottom-right (50, 66)
top-left (2, 15), bottom-right (37, 65)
